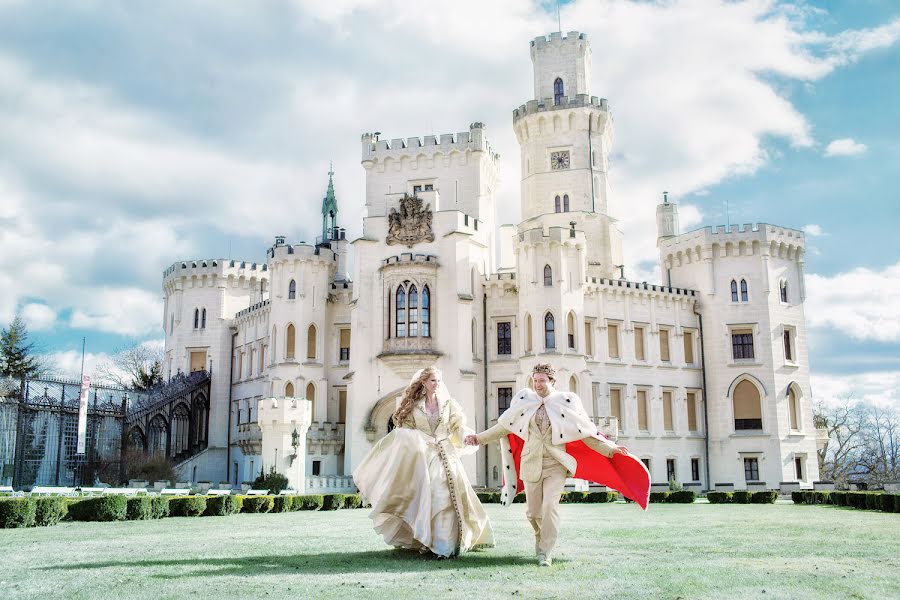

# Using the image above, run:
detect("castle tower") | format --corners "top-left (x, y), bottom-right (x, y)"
top-left (656, 192), bottom-right (679, 243)
top-left (513, 31), bottom-right (622, 279)
top-left (322, 163), bottom-right (338, 242)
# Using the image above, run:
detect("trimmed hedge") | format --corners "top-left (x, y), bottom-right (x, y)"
top-left (204, 494), bottom-right (242, 516)
top-left (293, 495), bottom-right (324, 511)
top-left (151, 496), bottom-right (170, 519)
top-left (792, 490), bottom-right (898, 513)
top-left (0, 498), bottom-right (37, 528)
top-left (344, 494), bottom-right (362, 509)
top-left (513, 493), bottom-right (527, 504)
top-left (322, 494), bottom-right (347, 511)
top-left (731, 491), bottom-right (751, 504)
top-left (666, 490), bottom-right (697, 504)
top-left (68, 496), bottom-right (127, 522)
top-left (477, 492), bottom-right (500, 504)
top-left (272, 495), bottom-right (291, 513)
top-left (35, 497), bottom-right (68, 526)
top-left (241, 495), bottom-right (274, 513)
top-left (168, 496), bottom-right (207, 517)
top-left (706, 491), bottom-right (732, 504)
top-left (585, 491), bottom-right (618, 503)
top-left (749, 490), bottom-right (778, 504)
top-left (126, 496), bottom-right (154, 520)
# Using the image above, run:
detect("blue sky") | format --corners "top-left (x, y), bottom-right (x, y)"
top-left (0, 0), bottom-right (897, 405)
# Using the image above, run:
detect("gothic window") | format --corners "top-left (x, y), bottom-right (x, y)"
top-left (733, 380), bottom-right (762, 430)
top-left (524, 313), bottom-right (533, 353)
top-left (271, 326), bottom-right (277, 362)
top-left (498, 387), bottom-right (512, 413)
top-left (555, 195), bottom-right (561, 213)
top-left (396, 286), bottom-right (406, 337)
top-left (193, 308), bottom-right (199, 329)
top-left (569, 375), bottom-right (577, 394)
top-left (780, 280), bottom-right (788, 303)
top-left (497, 322), bottom-right (511, 355)
top-left (285, 382), bottom-right (294, 397)
top-left (201, 308), bottom-right (206, 329)
top-left (544, 312), bottom-right (556, 350)
top-left (307, 324), bottom-right (317, 360)
top-left (730, 279), bottom-right (739, 302)
top-left (409, 285), bottom-right (419, 337)
top-left (306, 383), bottom-right (316, 421)
top-left (740, 279), bottom-right (749, 302)
top-left (544, 264), bottom-right (553, 286)
top-left (339, 329), bottom-right (351, 361)
top-left (789, 386), bottom-right (800, 430)
top-left (286, 324), bottom-right (296, 359)
top-left (567, 312), bottom-right (576, 350)
top-left (554, 77), bottom-right (564, 105)
top-left (422, 286), bottom-right (431, 337)
top-left (288, 279), bottom-right (296, 300)
top-left (563, 194), bottom-right (569, 212)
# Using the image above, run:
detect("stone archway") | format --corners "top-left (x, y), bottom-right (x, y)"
top-left (365, 386), bottom-right (406, 442)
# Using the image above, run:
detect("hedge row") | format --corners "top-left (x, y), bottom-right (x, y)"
top-left (706, 490), bottom-right (779, 504)
top-left (0, 493), bottom-right (364, 527)
top-left (476, 491), bottom-right (621, 504)
top-left (791, 490), bottom-right (900, 512)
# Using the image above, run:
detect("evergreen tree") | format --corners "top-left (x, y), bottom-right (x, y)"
top-left (0, 314), bottom-right (40, 379)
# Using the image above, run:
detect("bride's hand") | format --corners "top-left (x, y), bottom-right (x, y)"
top-left (463, 434), bottom-right (479, 446)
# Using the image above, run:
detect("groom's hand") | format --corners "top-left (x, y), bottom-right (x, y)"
top-left (614, 446), bottom-right (629, 457)
top-left (464, 434), bottom-right (479, 446)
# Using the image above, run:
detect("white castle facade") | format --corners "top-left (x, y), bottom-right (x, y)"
top-left (162, 30), bottom-right (821, 493)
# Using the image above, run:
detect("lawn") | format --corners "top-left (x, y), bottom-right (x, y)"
top-left (1, 502), bottom-right (898, 599)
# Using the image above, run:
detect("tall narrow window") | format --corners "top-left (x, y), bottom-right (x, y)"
top-left (608, 323), bottom-right (620, 359)
top-left (733, 380), bottom-right (762, 430)
top-left (795, 457), bottom-right (804, 480)
top-left (609, 388), bottom-right (622, 432)
top-left (789, 387), bottom-right (799, 431)
top-left (567, 312), bottom-right (576, 350)
top-left (396, 287), bottom-right (406, 337)
top-left (544, 313), bottom-right (556, 350)
top-left (563, 194), bottom-right (569, 212)
top-left (569, 375), bottom-right (577, 394)
top-left (497, 322), bottom-right (511, 355)
top-left (271, 326), bottom-right (277, 362)
top-left (285, 382), bottom-right (294, 397)
top-left (634, 326), bottom-right (646, 361)
top-left (731, 279), bottom-right (738, 302)
top-left (732, 330), bottom-right (755, 360)
top-left (687, 391), bottom-right (698, 432)
top-left (286, 324), bottom-right (296, 359)
top-left (683, 331), bottom-right (695, 364)
top-left (663, 391), bottom-right (674, 432)
top-left (307, 324), bottom-right (317, 360)
top-left (784, 329), bottom-right (793, 362)
top-left (637, 390), bottom-right (649, 431)
top-left (339, 389), bottom-right (347, 422)
top-left (691, 458), bottom-right (700, 481)
top-left (201, 308), bottom-right (207, 329)
top-left (553, 77), bottom-right (564, 105)
top-left (340, 329), bottom-right (351, 361)
top-left (408, 285), bottom-right (419, 337)
top-left (422, 285), bottom-right (431, 337)
top-left (288, 279), bottom-right (296, 300)
top-left (744, 457), bottom-right (759, 481)
top-left (780, 280), bottom-right (788, 303)
top-left (525, 313), bottom-right (533, 353)
top-left (498, 387), bottom-right (512, 413)
top-left (740, 279), bottom-right (749, 302)
top-left (544, 265), bottom-right (553, 286)
top-left (306, 383), bottom-right (316, 421)
top-left (659, 328), bottom-right (670, 362)
top-left (555, 195), bottom-right (561, 213)
top-left (667, 459), bottom-right (676, 482)
top-left (471, 319), bottom-right (477, 354)
top-left (584, 322), bottom-right (593, 356)
top-left (193, 308), bottom-right (200, 329)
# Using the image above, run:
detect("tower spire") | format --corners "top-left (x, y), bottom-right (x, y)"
top-left (321, 163), bottom-right (338, 242)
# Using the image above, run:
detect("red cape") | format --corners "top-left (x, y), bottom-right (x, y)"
top-left (505, 433), bottom-right (651, 510)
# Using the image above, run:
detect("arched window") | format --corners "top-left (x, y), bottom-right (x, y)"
top-left (271, 326), bottom-right (277, 363)
top-left (567, 312), bottom-right (576, 349)
top-left (740, 279), bottom-right (749, 302)
top-left (563, 194), bottom-right (569, 212)
top-left (288, 279), bottom-right (296, 300)
top-left (148, 415), bottom-right (168, 456)
top-left (471, 318), bottom-right (477, 354)
top-left (286, 324), bottom-right (296, 359)
top-left (306, 382), bottom-right (316, 421)
top-left (555, 195), bottom-right (561, 213)
top-left (307, 324), bottom-right (317, 360)
top-left (545, 313), bottom-right (556, 350)
top-left (201, 308), bottom-right (206, 329)
top-left (544, 265), bottom-right (553, 286)
top-left (396, 286), bottom-right (406, 337)
top-left (422, 285), bottom-right (431, 337)
top-left (171, 404), bottom-right (190, 456)
top-left (730, 280), bottom-right (738, 302)
top-left (569, 375), bottom-right (577, 394)
top-left (780, 280), bottom-right (788, 303)
top-left (554, 77), bottom-right (564, 105)
top-left (524, 313), bottom-right (533, 353)
top-left (408, 285), bottom-right (419, 337)
top-left (285, 382), bottom-right (294, 397)
top-left (789, 386), bottom-right (800, 430)
top-left (733, 379), bottom-right (762, 430)
top-left (193, 308), bottom-right (200, 329)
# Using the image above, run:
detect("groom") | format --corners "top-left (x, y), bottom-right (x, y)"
top-left (465, 363), bottom-right (649, 566)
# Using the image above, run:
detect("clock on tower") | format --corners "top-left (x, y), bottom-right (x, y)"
top-left (550, 150), bottom-right (570, 170)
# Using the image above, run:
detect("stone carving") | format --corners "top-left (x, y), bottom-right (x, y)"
top-left (386, 194), bottom-right (435, 247)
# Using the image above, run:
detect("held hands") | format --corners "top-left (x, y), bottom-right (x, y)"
top-left (463, 434), bottom-right (480, 446)
top-left (613, 446), bottom-right (629, 457)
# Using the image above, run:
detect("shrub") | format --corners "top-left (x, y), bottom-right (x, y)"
top-left (706, 492), bottom-right (732, 504)
top-left (513, 493), bottom-right (526, 504)
top-left (35, 497), bottom-right (68, 526)
top-left (322, 494), bottom-right (347, 511)
top-left (126, 496), bottom-right (154, 520)
top-left (253, 466), bottom-right (290, 495)
top-left (865, 493), bottom-right (882, 511)
top-left (585, 491), bottom-right (616, 503)
top-left (122, 449), bottom-right (176, 486)
top-left (831, 491), bottom-right (847, 506)
top-left (791, 491), bottom-right (803, 504)
top-left (477, 492), bottom-right (500, 504)
top-left (68, 496), bottom-right (127, 522)
top-left (204, 494), bottom-right (241, 516)
top-left (893, 494), bottom-right (900, 513)
top-left (0, 498), bottom-right (37, 528)
top-left (750, 491), bottom-right (778, 504)
top-left (272, 495), bottom-right (291, 513)
top-left (344, 494), bottom-right (362, 509)
top-left (731, 491), bottom-right (750, 504)
top-left (816, 491), bottom-right (831, 505)
top-left (149, 495), bottom-right (169, 518)
top-left (168, 496), bottom-right (207, 517)
top-left (649, 492), bottom-right (670, 503)
top-left (294, 495), bottom-right (324, 510)
top-left (241, 495), bottom-right (274, 513)
top-left (666, 490), bottom-right (696, 504)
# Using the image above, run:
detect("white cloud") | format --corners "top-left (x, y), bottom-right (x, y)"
top-left (20, 303), bottom-right (56, 331)
top-left (806, 262), bottom-right (900, 342)
top-left (824, 138), bottom-right (868, 157)
top-left (802, 224), bottom-right (824, 236)
top-left (69, 288), bottom-right (163, 337)
top-left (811, 371), bottom-right (900, 408)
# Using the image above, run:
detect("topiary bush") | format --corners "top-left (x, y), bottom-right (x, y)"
top-left (865, 493), bottom-right (882, 511)
top-left (513, 493), bottom-right (526, 504)
top-left (731, 491), bottom-right (750, 504)
top-left (749, 490), bottom-right (778, 504)
top-left (294, 495), bottom-right (324, 510)
top-left (204, 494), bottom-right (241, 516)
top-left (649, 492), bottom-right (670, 503)
top-left (272, 495), bottom-right (291, 513)
top-left (666, 490), bottom-right (696, 504)
top-left (706, 492), bottom-right (732, 504)
top-left (241, 495), bottom-right (274, 513)
top-left (0, 498), bottom-right (37, 528)
top-left (322, 494), bottom-right (347, 511)
top-left (126, 496), bottom-right (154, 520)
top-left (151, 496), bottom-right (170, 519)
top-left (168, 496), bottom-right (207, 517)
top-left (34, 497), bottom-right (68, 526)
top-left (68, 496), bottom-right (127, 522)
top-left (585, 491), bottom-right (617, 503)
top-left (477, 492), bottom-right (500, 504)
top-left (344, 494), bottom-right (362, 509)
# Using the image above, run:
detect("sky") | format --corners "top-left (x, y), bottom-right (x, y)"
top-left (0, 0), bottom-right (897, 406)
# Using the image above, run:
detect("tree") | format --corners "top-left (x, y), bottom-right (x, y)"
top-left (0, 314), bottom-right (40, 380)
top-left (94, 342), bottom-right (164, 391)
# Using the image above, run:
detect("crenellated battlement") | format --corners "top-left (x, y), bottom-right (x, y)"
top-left (380, 253), bottom-right (440, 270)
top-left (530, 30), bottom-right (588, 50)
top-left (513, 94), bottom-right (609, 123)
top-left (517, 224), bottom-right (587, 246)
top-left (267, 242), bottom-right (337, 263)
top-left (586, 277), bottom-right (698, 299)
top-left (660, 223), bottom-right (805, 252)
top-left (163, 259), bottom-right (268, 281)
top-left (361, 122), bottom-right (498, 163)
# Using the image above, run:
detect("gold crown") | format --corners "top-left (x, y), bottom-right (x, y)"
top-left (532, 363), bottom-right (556, 380)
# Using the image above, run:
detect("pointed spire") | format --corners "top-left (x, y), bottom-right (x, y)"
top-left (322, 163), bottom-right (339, 242)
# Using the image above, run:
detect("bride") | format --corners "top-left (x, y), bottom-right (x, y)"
top-left (352, 367), bottom-right (494, 557)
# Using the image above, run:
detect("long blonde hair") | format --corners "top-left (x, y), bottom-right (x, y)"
top-left (392, 367), bottom-right (438, 427)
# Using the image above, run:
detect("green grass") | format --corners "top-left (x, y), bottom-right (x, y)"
top-left (1, 502), bottom-right (898, 599)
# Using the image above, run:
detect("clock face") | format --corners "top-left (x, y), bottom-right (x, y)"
top-left (550, 150), bottom-right (570, 170)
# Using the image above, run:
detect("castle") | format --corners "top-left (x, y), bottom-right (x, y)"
top-left (160, 30), bottom-right (820, 492)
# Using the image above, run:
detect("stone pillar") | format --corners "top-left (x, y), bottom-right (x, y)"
top-left (257, 397), bottom-right (313, 493)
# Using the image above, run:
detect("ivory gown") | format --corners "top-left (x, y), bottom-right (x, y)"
top-left (353, 395), bottom-right (494, 557)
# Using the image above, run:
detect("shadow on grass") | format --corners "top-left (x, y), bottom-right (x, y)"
top-left (42, 549), bottom-right (551, 579)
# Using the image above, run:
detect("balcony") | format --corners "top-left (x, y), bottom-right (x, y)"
top-left (235, 422), bottom-right (262, 455)
top-left (307, 421), bottom-right (346, 455)
top-left (378, 337), bottom-right (442, 378)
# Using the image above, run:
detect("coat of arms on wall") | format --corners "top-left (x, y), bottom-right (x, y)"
top-left (386, 194), bottom-right (435, 247)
